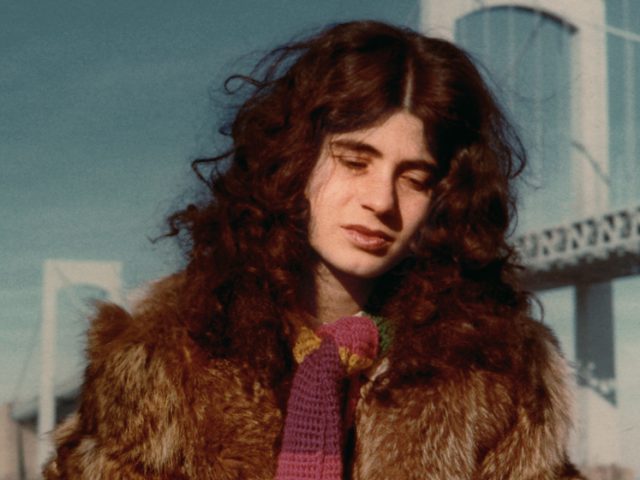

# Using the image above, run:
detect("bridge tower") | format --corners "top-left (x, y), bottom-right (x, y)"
top-left (38, 260), bottom-right (123, 467)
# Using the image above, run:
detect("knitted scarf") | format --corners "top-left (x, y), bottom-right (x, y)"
top-left (275, 314), bottom-right (391, 480)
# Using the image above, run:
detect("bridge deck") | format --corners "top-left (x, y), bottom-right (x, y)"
top-left (515, 204), bottom-right (640, 290)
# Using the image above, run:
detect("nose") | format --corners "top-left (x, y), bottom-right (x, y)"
top-left (359, 173), bottom-right (397, 216)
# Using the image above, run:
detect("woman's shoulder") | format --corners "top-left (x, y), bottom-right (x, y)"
top-left (44, 274), bottom-right (194, 477)
top-left (501, 313), bottom-right (575, 411)
top-left (45, 272), bottom-right (282, 478)
top-left (425, 300), bottom-right (570, 376)
top-left (470, 315), bottom-right (580, 477)
top-left (500, 313), bottom-right (569, 379)
top-left (82, 271), bottom-right (261, 410)
top-left (86, 272), bottom-right (190, 364)
top-left (464, 310), bottom-right (572, 394)
top-left (409, 308), bottom-right (575, 421)
top-left (454, 312), bottom-right (576, 449)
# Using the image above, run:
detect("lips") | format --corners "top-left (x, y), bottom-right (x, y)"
top-left (341, 225), bottom-right (393, 252)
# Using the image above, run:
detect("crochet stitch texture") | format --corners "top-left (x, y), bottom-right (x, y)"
top-left (275, 315), bottom-right (384, 480)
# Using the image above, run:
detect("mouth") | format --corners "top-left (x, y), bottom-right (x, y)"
top-left (341, 225), bottom-right (393, 252)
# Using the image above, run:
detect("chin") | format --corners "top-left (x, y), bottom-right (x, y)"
top-left (315, 248), bottom-right (406, 281)
top-left (335, 258), bottom-right (400, 280)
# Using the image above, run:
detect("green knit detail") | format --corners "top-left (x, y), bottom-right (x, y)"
top-left (368, 314), bottom-right (394, 356)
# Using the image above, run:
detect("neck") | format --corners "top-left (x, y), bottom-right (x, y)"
top-left (306, 262), bottom-right (374, 326)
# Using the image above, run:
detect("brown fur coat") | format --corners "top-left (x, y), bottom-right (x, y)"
top-left (44, 274), bottom-right (583, 479)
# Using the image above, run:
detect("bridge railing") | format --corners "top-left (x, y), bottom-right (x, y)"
top-left (514, 204), bottom-right (640, 290)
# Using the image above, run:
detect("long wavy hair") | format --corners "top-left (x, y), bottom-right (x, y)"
top-left (166, 21), bottom-right (529, 394)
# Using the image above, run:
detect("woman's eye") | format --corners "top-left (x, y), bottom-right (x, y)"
top-left (337, 156), bottom-right (368, 171)
top-left (402, 175), bottom-right (429, 191)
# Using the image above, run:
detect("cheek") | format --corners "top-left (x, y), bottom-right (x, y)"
top-left (402, 198), bottom-right (431, 237)
top-left (306, 164), bottom-right (344, 222)
top-left (307, 189), bottom-right (333, 237)
top-left (305, 155), bottom-right (335, 202)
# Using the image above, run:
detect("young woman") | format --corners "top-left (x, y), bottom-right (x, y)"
top-left (44, 21), bottom-right (583, 479)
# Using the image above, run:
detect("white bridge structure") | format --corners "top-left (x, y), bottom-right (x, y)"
top-left (37, 260), bottom-right (123, 468)
top-left (5, 260), bottom-right (123, 479)
top-left (517, 204), bottom-right (640, 291)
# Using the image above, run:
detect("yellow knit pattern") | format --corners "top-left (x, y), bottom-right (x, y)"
top-left (338, 347), bottom-right (375, 375)
top-left (293, 325), bottom-right (377, 375)
top-left (293, 326), bottom-right (323, 364)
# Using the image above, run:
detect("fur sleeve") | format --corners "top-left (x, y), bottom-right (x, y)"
top-left (476, 323), bottom-right (585, 480)
top-left (43, 300), bottom-right (189, 479)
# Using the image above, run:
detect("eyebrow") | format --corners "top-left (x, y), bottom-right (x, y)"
top-left (330, 139), bottom-right (437, 171)
top-left (330, 139), bottom-right (382, 157)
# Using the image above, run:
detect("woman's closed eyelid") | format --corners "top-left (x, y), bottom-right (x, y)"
top-left (335, 155), bottom-right (369, 169)
top-left (403, 176), bottom-right (430, 191)
top-left (398, 170), bottom-right (422, 184)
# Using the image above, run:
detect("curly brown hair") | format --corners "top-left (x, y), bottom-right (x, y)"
top-left (166, 20), bottom-right (530, 393)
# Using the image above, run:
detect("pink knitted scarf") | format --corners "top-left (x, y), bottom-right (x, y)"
top-left (275, 315), bottom-right (383, 480)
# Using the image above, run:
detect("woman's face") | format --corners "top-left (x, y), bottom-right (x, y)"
top-left (306, 110), bottom-right (436, 279)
